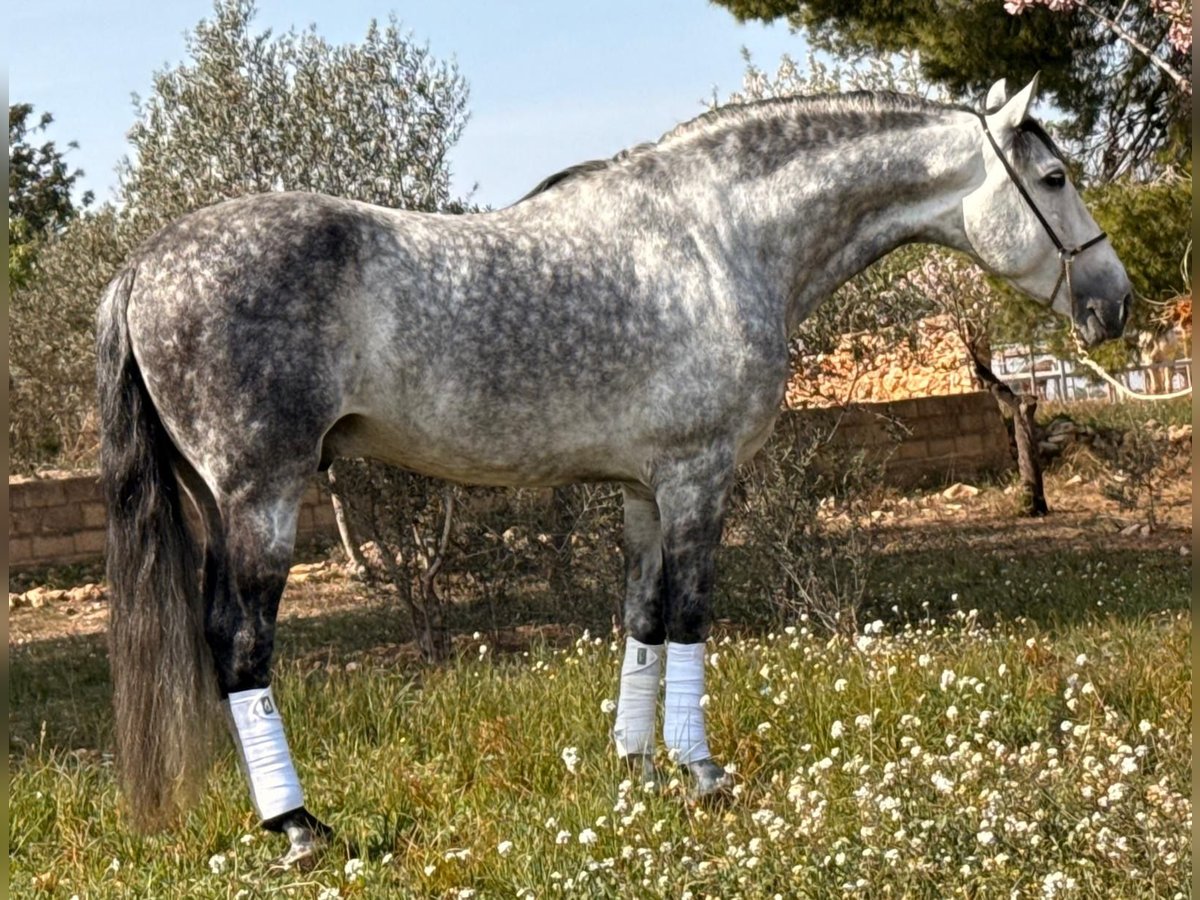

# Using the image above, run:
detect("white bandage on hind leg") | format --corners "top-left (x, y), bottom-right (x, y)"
top-left (224, 686), bottom-right (304, 821)
top-left (663, 641), bottom-right (711, 765)
top-left (613, 637), bottom-right (663, 758)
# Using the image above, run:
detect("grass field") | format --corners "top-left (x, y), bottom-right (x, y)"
top-left (8, 405), bottom-right (1192, 899)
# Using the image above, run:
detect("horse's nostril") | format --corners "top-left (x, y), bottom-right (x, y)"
top-left (1119, 291), bottom-right (1132, 327)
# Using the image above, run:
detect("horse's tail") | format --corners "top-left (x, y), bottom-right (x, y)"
top-left (97, 266), bottom-right (218, 831)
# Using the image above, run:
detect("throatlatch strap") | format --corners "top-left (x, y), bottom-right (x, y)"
top-left (613, 637), bottom-right (663, 758)
top-left (663, 642), bottom-right (712, 765)
top-left (225, 686), bottom-right (305, 821)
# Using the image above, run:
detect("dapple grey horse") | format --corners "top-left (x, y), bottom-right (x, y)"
top-left (97, 76), bottom-right (1131, 867)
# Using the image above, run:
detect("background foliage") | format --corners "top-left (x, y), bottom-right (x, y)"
top-left (711, 0), bottom-right (1191, 180)
top-left (8, 103), bottom-right (94, 292)
top-left (9, 0), bottom-right (470, 472)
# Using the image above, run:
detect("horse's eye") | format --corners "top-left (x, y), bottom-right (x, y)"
top-left (1042, 170), bottom-right (1067, 189)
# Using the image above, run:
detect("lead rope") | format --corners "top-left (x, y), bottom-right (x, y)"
top-left (1069, 329), bottom-right (1192, 401)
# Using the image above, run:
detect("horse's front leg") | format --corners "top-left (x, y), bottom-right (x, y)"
top-left (206, 492), bottom-right (332, 870)
top-left (655, 451), bottom-right (735, 797)
top-left (613, 487), bottom-right (667, 783)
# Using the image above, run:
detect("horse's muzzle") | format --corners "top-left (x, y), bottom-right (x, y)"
top-left (1076, 292), bottom-right (1131, 348)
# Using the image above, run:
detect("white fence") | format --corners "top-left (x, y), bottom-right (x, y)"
top-left (993, 348), bottom-right (1191, 402)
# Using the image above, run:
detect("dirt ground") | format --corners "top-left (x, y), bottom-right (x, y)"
top-left (8, 462), bottom-right (1191, 649)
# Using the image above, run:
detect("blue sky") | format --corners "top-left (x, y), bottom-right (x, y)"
top-left (9, 0), bottom-right (806, 208)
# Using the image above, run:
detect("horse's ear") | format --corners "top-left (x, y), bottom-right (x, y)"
top-left (984, 79), bottom-right (1007, 114)
top-left (986, 73), bottom-right (1040, 132)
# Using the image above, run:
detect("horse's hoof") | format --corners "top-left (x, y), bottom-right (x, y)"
top-left (264, 807), bottom-right (333, 873)
top-left (269, 827), bottom-right (323, 872)
top-left (622, 752), bottom-right (662, 788)
top-left (682, 758), bottom-right (733, 801)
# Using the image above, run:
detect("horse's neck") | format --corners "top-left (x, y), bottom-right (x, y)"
top-left (709, 113), bottom-right (981, 334)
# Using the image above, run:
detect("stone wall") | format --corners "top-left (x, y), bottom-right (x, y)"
top-left (8, 473), bottom-right (337, 571)
top-left (8, 392), bottom-right (1012, 571)
top-left (787, 315), bottom-right (985, 408)
top-left (783, 390), bottom-right (1013, 487)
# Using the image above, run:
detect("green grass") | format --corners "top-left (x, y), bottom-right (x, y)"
top-left (1037, 395), bottom-right (1192, 431)
top-left (9, 538), bottom-right (1191, 899)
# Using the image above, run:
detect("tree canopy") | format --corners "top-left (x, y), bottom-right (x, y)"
top-left (119, 0), bottom-right (470, 235)
top-left (711, 0), bottom-right (1191, 180)
top-left (8, 104), bottom-right (93, 290)
top-left (10, 0), bottom-right (471, 471)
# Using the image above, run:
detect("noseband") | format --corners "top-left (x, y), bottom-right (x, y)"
top-left (976, 113), bottom-right (1108, 309)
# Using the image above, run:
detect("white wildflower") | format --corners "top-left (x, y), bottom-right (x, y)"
top-left (831, 720), bottom-right (845, 739)
top-left (344, 858), bottom-right (364, 881)
top-left (208, 853), bottom-right (228, 874)
top-left (600, 698), bottom-right (616, 714)
top-left (579, 828), bottom-right (598, 846)
top-left (561, 746), bottom-right (580, 774)
top-left (1041, 871), bottom-right (1078, 898)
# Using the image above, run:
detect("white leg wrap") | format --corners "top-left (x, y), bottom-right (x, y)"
top-left (613, 637), bottom-right (663, 758)
top-left (663, 642), bottom-right (711, 765)
top-left (224, 686), bottom-right (304, 821)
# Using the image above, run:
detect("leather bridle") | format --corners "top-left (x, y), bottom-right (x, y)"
top-left (976, 112), bottom-right (1109, 311)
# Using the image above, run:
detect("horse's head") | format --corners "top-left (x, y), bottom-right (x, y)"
top-left (961, 76), bottom-right (1132, 347)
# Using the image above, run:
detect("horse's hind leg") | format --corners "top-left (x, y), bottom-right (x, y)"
top-left (201, 476), bottom-right (331, 869)
top-left (654, 450), bottom-right (735, 797)
top-left (613, 487), bottom-right (666, 782)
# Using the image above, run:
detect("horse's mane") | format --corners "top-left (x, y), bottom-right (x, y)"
top-left (514, 91), bottom-right (965, 204)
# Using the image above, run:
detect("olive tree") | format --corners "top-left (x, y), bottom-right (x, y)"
top-left (10, 0), bottom-right (469, 472)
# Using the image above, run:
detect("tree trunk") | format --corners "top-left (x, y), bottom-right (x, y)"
top-left (969, 347), bottom-right (1048, 517)
top-left (1008, 392), bottom-right (1048, 517)
top-left (326, 464), bottom-right (370, 576)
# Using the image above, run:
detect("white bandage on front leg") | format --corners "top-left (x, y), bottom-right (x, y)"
top-left (224, 686), bottom-right (304, 821)
top-left (613, 637), bottom-right (663, 758)
top-left (663, 641), bottom-right (711, 765)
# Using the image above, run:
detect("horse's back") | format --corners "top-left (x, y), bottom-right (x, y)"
top-left (119, 190), bottom-right (785, 492)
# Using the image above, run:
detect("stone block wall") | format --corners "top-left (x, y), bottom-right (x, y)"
top-left (780, 390), bottom-right (1013, 487)
top-left (9, 472), bottom-right (337, 571)
top-left (8, 392), bottom-right (1012, 571)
